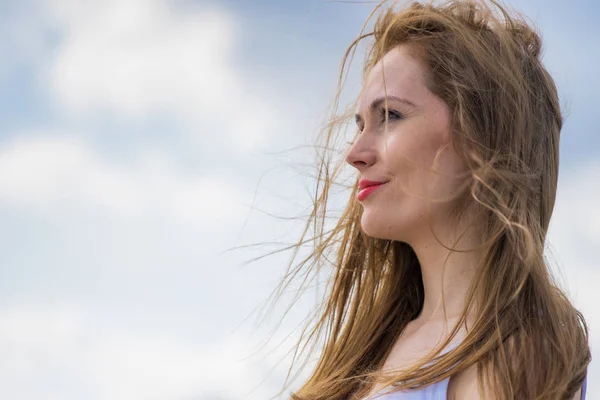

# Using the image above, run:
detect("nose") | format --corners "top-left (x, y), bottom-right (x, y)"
top-left (345, 137), bottom-right (377, 171)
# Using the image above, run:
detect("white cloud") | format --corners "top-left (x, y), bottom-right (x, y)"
top-left (48, 0), bottom-right (232, 117)
top-left (547, 162), bottom-right (600, 397)
top-left (0, 303), bottom-right (87, 372)
top-left (88, 333), bottom-right (266, 400)
top-left (0, 303), bottom-right (289, 400)
top-left (42, 0), bottom-right (277, 153)
top-left (0, 134), bottom-right (248, 221)
top-left (549, 162), bottom-right (600, 274)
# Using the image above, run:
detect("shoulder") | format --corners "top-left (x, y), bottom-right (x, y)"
top-left (447, 363), bottom-right (583, 400)
top-left (446, 362), bottom-right (486, 400)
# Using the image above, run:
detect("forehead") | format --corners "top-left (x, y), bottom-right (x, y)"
top-left (359, 45), bottom-right (429, 108)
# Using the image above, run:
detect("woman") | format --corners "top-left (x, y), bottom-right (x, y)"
top-left (269, 0), bottom-right (591, 398)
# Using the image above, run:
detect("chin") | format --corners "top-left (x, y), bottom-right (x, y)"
top-left (360, 211), bottom-right (411, 242)
top-left (360, 214), bottom-right (393, 240)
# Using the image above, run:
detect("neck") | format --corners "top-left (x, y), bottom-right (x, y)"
top-left (409, 223), bottom-right (481, 323)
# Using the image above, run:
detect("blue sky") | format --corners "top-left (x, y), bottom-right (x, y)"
top-left (0, 0), bottom-right (598, 399)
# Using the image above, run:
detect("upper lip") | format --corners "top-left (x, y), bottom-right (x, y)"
top-left (359, 179), bottom-right (389, 190)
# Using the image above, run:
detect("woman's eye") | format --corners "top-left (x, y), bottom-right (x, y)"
top-left (379, 107), bottom-right (402, 122)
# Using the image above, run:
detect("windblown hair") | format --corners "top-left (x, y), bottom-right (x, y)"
top-left (263, 0), bottom-right (591, 399)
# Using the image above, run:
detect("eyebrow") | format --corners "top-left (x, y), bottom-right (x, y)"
top-left (354, 95), bottom-right (416, 124)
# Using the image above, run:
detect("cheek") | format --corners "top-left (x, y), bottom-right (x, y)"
top-left (386, 125), bottom-right (444, 183)
top-left (386, 126), bottom-right (461, 204)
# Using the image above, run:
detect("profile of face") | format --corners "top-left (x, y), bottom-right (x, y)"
top-left (345, 44), bottom-right (467, 245)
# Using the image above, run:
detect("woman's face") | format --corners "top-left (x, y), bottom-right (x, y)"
top-left (346, 44), bottom-right (466, 244)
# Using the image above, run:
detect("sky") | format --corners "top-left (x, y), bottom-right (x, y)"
top-left (0, 0), bottom-right (598, 399)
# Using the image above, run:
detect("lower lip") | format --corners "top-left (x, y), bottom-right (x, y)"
top-left (357, 183), bottom-right (387, 201)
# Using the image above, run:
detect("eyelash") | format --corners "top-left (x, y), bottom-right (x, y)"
top-left (356, 107), bottom-right (403, 133)
top-left (379, 107), bottom-right (403, 122)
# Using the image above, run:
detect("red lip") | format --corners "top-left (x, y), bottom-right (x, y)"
top-left (357, 181), bottom-right (387, 201)
top-left (359, 179), bottom-right (389, 190)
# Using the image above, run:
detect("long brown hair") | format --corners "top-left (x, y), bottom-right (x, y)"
top-left (259, 0), bottom-right (591, 398)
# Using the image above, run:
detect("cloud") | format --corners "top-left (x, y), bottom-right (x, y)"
top-left (0, 302), bottom-right (289, 400)
top-left (549, 163), bottom-right (600, 289)
top-left (48, 0), bottom-right (233, 117)
top-left (0, 133), bottom-right (248, 221)
top-left (548, 162), bottom-right (600, 274)
top-left (40, 0), bottom-right (278, 153)
top-left (547, 162), bottom-right (600, 397)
